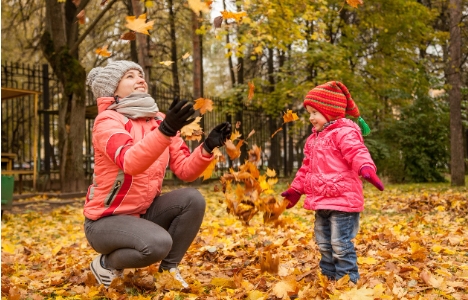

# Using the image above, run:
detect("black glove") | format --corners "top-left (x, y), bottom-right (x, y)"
top-left (203, 122), bottom-right (232, 153)
top-left (159, 97), bottom-right (195, 137)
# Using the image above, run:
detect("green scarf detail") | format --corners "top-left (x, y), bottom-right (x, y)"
top-left (357, 116), bottom-right (371, 136)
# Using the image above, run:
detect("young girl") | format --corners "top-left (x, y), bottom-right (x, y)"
top-left (281, 81), bottom-right (384, 284)
top-left (84, 60), bottom-right (231, 288)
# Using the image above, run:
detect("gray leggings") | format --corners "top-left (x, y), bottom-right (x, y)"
top-left (84, 187), bottom-right (205, 270)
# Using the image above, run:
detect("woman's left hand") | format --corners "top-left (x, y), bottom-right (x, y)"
top-left (203, 122), bottom-right (232, 153)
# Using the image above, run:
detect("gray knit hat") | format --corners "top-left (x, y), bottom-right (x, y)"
top-left (86, 60), bottom-right (144, 99)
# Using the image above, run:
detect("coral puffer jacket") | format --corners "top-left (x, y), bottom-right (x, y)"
top-left (84, 96), bottom-right (213, 220)
top-left (290, 118), bottom-right (376, 212)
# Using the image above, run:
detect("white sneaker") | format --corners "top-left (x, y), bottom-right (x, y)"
top-left (169, 267), bottom-right (189, 289)
top-left (90, 254), bottom-right (122, 287)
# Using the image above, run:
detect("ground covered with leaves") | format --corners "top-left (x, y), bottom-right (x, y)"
top-left (2, 181), bottom-right (468, 299)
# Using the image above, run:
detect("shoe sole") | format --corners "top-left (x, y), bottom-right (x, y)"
top-left (90, 261), bottom-right (106, 287)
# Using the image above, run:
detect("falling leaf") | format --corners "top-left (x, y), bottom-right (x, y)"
top-left (144, 0), bottom-right (154, 8)
top-left (271, 127), bottom-right (282, 138)
top-left (125, 13), bottom-right (155, 35)
top-left (188, 0), bottom-right (211, 15)
top-left (180, 116), bottom-right (203, 141)
top-left (95, 45), bottom-right (111, 57)
top-left (247, 81), bottom-right (255, 101)
top-left (283, 110), bottom-right (299, 123)
top-left (76, 10), bottom-right (85, 24)
top-left (213, 16), bottom-right (223, 28)
top-left (159, 61), bottom-right (175, 66)
top-left (182, 52), bottom-right (191, 60)
top-left (346, 0), bottom-right (364, 8)
top-left (230, 130), bottom-right (242, 141)
top-left (266, 168), bottom-right (276, 177)
top-left (260, 251), bottom-right (279, 274)
top-left (220, 11), bottom-right (247, 22)
top-left (248, 145), bottom-right (261, 164)
top-left (246, 129), bottom-right (255, 140)
top-left (193, 98), bottom-right (213, 115)
top-left (200, 158), bottom-right (218, 180)
top-left (225, 140), bottom-right (244, 160)
top-left (120, 31), bottom-right (136, 41)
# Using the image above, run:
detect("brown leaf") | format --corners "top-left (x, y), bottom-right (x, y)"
top-left (213, 16), bottom-right (223, 28)
top-left (260, 251), bottom-right (279, 274)
top-left (247, 81), bottom-right (255, 101)
top-left (271, 127), bottom-right (282, 138)
top-left (120, 31), bottom-right (136, 41)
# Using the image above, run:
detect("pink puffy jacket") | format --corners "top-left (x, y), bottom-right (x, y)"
top-left (84, 97), bottom-right (213, 220)
top-left (290, 118), bottom-right (376, 212)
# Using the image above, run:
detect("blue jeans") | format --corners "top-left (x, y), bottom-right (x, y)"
top-left (314, 210), bottom-right (360, 283)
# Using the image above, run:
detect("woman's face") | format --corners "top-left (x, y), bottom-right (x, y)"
top-left (114, 69), bottom-right (148, 98)
top-left (307, 105), bottom-right (328, 132)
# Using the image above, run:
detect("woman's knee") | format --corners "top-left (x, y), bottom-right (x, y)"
top-left (144, 232), bottom-right (173, 262)
top-left (185, 188), bottom-right (206, 212)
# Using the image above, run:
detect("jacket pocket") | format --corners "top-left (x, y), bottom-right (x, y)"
top-left (313, 173), bottom-right (346, 197)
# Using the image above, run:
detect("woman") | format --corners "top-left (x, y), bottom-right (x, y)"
top-left (84, 60), bottom-right (231, 288)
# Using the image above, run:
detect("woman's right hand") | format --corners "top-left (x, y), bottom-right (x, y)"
top-left (159, 97), bottom-right (195, 137)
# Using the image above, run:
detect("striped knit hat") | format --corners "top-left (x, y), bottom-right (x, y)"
top-left (304, 81), bottom-right (370, 135)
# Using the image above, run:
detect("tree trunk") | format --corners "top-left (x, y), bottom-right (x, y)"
top-left (41, 0), bottom-right (86, 192)
top-left (192, 11), bottom-right (202, 99)
top-left (447, 0), bottom-right (465, 186)
top-left (169, 0), bottom-right (180, 97)
top-left (132, 0), bottom-right (150, 82)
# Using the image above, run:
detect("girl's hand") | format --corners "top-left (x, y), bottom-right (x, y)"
top-left (281, 188), bottom-right (302, 209)
top-left (360, 166), bottom-right (384, 191)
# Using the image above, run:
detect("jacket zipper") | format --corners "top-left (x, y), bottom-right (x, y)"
top-left (106, 181), bottom-right (121, 206)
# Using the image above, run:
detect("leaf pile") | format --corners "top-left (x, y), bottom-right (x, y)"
top-left (2, 183), bottom-right (468, 299)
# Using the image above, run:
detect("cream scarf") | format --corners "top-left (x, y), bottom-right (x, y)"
top-left (107, 93), bottom-right (159, 119)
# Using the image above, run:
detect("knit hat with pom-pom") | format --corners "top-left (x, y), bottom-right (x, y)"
top-left (86, 60), bottom-right (144, 99)
top-left (304, 81), bottom-right (370, 135)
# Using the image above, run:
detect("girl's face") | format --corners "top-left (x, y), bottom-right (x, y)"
top-left (114, 69), bottom-right (148, 98)
top-left (307, 105), bottom-right (328, 132)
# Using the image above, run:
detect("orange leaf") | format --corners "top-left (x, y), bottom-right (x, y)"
top-left (76, 10), bottom-right (85, 24)
top-left (248, 145), bottom-right (261, 164)
top-left (95, 45), bottom-right (111, 57)
top-left (260, 251), bottom-right (279, 274)
top-left (225, 140), bottom-right (244, 160)
top-left (247, 81), bottom-right (255, 101)
top-left (246, 129), bottom-right (255, 140)
top-left (193, 98), bottom-right (213, 115)
top-left (159, 61), bottom-right (175, 66)
top-left (125, 13), bottom-right (155, 35)
top-left (266, 168), bottom-right (276, 177)
top-left (182, 52), bottom-right (191, 60)
top-left (346, 0), bottom-right (363, 8)
top-left (271, 127), bottom-right (282, 138)
top-left (283, 110), bottom-right (299, 123)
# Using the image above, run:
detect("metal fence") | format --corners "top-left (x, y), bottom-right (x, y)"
top-left (1, 61), bottom-right (309, 192)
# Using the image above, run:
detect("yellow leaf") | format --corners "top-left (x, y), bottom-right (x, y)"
top-left (266, 168), bottom-right (276, 177)
top-left (159, 61), bottom-right (175, 66)
top-left (247, 290), bottom-right (265, 300)
top-left (283, 110), bottom-right (299, 123)
top-left (357, 256), bottom-right (377, 265)
top-left (180, 116), bottom-right (203, 140)
top-left (52, 245), bottom-right (62, 255)
top-left (182, 52), bottom-right (191, 59)
top-left (200, 158), bottom-right (217, 181)
top-left (95, 45), bottom-right (111, 57)
top-left (193, 98), bottom-right (213, 115)
top-left (188, 0), bottom-right (211, 15)
top-left (230, 130), bottom-right (242, 141)
top-left (210, 277), bottom-right (236, 288)
top-left (339, 287), bottom-right (374, 300)
top-left (125, 13), bottom-right (155, 35)
top-left (144, 0), bottom-right (154, 8)
top-left (271, 280), bottom-right (295, 298)
top-left (2, 241), bottom-right (15, 254)
top-left (346, 0), bottom-right (364, 8)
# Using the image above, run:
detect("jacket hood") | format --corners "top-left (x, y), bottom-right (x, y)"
top-left (97, 97), bottom-right (117, 114)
